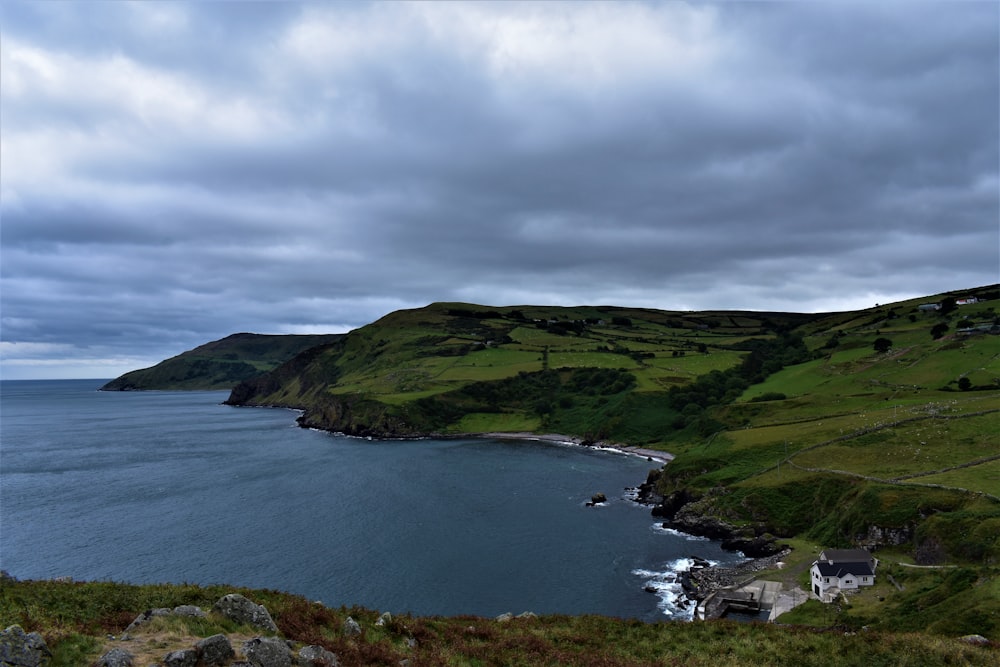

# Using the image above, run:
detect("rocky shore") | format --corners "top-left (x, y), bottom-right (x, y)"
top-left (680, 551), bottom-right (791, 601)
top-left (627, 468), bottom-right (793, 610)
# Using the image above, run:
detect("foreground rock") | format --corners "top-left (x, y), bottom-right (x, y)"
top-left (0, 625), bottom-right (51, 667)
top-left (298, 645), bottom-right (339, 666)
top-left (162, 648), bottom-right (198, 667)
top-left (195, 634), bottom-right (235, 665)
top-left (95, 647), bottom-right (133, 667)
top-left (213, 594), bottom-right (279, 633)
top-left (242, 636), bottom-right (293, 667)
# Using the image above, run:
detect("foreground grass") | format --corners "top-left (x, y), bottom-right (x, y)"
top-left (1, 579), bottom-right (997, 666)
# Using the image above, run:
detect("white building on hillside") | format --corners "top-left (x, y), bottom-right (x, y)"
top-left (810, 548), bottom-right (878, 602)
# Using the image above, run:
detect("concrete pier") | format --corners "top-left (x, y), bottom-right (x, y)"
top-left (697, 580), bottom-right (784, 620)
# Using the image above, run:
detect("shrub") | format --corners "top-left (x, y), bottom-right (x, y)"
top-left (750, 392), bottom-right (787, 403)
top-left (873, 337), bottom-right (893, 353)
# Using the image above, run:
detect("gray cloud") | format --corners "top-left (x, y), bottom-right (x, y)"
top-left (1, 1), bottom-right (997, 379)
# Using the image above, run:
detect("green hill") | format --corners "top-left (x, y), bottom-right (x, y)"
top-left (225, 303), bottom-right (822, 439)
top-left (223, 287), bottom-right (1000, 636)
top-left (100, 333), bottom-right (343, 391)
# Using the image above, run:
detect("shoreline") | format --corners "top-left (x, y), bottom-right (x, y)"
top-left (468, 431), bottom-right (674, 464)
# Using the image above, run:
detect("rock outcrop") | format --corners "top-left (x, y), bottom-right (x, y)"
top-left (213, 594), bottom-right (279, 633)
top-left (162, 648), bottom-right (198, 667)
top-left (720, 535), bottom-right (787, 558)
top-left (298, 645), bottom-right (339, 666)
top-left (341, 617), bottom-right (362, 637)
top-left (587, 492), bottom-right (607, 506)
top-left (241, 636), bottom-right (293, 667)
top-left (682, 551), bottom-right (791, 600)
top-left (195, 634), bottom-right (235, 666)
top-left (95, 647), bottom-right (133, 667)
top-left (649, 488), bottom-right (696, 519)
top-left (0, 625), bottom-right (51, 667)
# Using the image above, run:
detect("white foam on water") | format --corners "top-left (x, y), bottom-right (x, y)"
top-left (632, 557), bottom-right (704, 620)
top-left (651, 524), bottom-right (710, 541)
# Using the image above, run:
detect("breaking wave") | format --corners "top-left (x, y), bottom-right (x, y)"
top-left (651, 524), bottom-right (710, 541)
top-left (633, 556), bottom-right (716, 620)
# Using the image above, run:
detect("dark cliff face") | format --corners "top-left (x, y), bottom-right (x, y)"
top-left (294, 394), bottom-right (423, 438)
top-left (225, 340), bottom-right (344, 407)
top-left (225, 338), bottom-right (429, 438)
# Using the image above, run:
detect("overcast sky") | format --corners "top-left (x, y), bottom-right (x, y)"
top-left (2, 1), bottom-right (998, 380)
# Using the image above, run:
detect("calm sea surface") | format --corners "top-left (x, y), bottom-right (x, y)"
top-left (0, 379), bottom-right (744, 620)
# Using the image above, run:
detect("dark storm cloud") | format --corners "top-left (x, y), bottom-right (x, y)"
top-left (1, 1), bottom-right (997, 378)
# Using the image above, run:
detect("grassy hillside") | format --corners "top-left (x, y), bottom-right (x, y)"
top-left (656, 287), bottom-right (999, 558)
top-left (226, 303), bottom-right (820, 442)
top-left (2, 578), bottom-right (996, 666)
top-left (222, 287), bottom-right (1000, 637)
top-left (100, 333), bottom-right (342, 391)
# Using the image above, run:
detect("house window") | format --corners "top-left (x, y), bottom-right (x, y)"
top-left (824, 578), bottom-right (829, 583)
top-left (863, 577), bottom-right (869, 582)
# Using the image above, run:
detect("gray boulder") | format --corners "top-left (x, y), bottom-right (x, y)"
top-left (341, 617), bottom-right (361, 637)
top-left (94, 647), bottom-right (133, 667)
top-left (375, 612), bottom-right (392, 627)
top-left (242, 637), bottom-right (292, 667)
top-left (124, 608), bottom-right (172, 633)
top-left (213, 594), bottom-right (279, 633)
top-left (196, 634), bottom-right (234, 665)
top-left (171, 605), bottom-right (206, 618)
top-left (0, 625), bottom-right (51, 667)
top-left (297, 645), bottom-right (339, 666)
top-left (162, 648), bottom-right (197, 667)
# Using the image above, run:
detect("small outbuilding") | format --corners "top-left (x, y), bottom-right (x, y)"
top-left (810, 548), bottom-right (877, 602)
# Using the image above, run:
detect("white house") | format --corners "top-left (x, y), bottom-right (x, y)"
top-left (810, 548), bottom-right (878, 602)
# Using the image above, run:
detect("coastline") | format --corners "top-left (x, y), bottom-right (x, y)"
top-left (469, 431), bottom-right (674, 464)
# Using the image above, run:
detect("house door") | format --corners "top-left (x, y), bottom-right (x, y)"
top-left (814, 584), bottom-right (819, 596)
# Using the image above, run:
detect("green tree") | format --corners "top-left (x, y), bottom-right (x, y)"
top-left (958, 377), bottom-right (972, 391)
top-left (931, 323), bottom-right (949, 340)
top-left (873, 337), bottom-right (893, 353)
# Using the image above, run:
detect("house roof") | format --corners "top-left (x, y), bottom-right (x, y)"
top-left (818, 549), bottom-right (875, 564)
top-left (814, 561), bottom-right (875, 578)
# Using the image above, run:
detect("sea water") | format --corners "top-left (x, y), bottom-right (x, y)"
top-left (0, 379), bottom-right (744, 621)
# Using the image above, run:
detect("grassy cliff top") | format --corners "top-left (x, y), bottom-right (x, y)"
top-left (2, 577), bottom-right (996, 666)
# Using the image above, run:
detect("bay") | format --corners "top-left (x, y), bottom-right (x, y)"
top-left (0, 379), bottom-right (744, 621)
